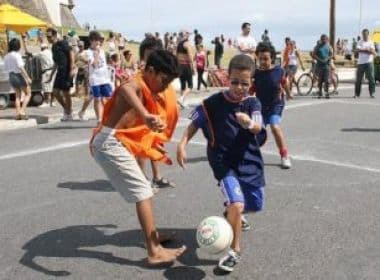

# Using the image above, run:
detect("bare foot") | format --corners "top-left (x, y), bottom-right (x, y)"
top-left (147, 245), bottom-right (186, 265)
top-left (144, 231), bottom-right (177, 248)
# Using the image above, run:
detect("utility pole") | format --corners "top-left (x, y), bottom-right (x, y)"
top-left (330, 0), bottom-right (336, 52)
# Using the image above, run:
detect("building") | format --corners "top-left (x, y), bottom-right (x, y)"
top-left (0, 0), bottom-right (81, 28)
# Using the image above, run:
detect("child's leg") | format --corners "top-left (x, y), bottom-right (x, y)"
top-left (94, 98), bottom-right (102, 121)
top-left (226, 202), bottom-right (244, 253)
top-left (220, 175), bottom-right (245, 253)
top-left (92, 133), bottom-right (186, 264)
top-left (80, 85), bottom-right (92, 114)
top-left (270, 124), bottom-right (288, 158)
top-left (136, 198), bottom-right (186, 264)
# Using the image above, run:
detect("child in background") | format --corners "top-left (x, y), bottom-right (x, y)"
top-left (87, 31), bottom-right (113, 122)
top-left (252, 42), bottom-right (292, 169)
top-left (194, 44), bottom-right (208, 91)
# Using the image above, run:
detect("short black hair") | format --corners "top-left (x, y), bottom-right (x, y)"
top-left (285, 37), bottom-right (291, 43)
top-left (255, 42), bottom-right (277, 63)
top-left (110, 53), bottom-right (119, 62)
top-left (145, 50), bottom-right (179, 77)
top-left (362, 29), bottom-right (369, 34)
top-left (320, 34), bottom-right (328, 40)
top-left (241, 22), bottom-right (251, 30)
top-left (8, 38), bottom-right (21, 52)
top-left (89, 31), bottom-right (102, 42)
top-left (228, 54), bottom-right (255, 74)
top-left (139, 36), bottom-right (163, 60)
top-left (46, 27), bottom-right (58, 37)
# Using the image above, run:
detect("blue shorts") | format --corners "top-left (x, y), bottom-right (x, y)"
top-left (91, 84), bottom-right (113, 99)
top-left (262, 104), bottom-right (284, 126)
top-left (220, 173), bottom-right (264, 212)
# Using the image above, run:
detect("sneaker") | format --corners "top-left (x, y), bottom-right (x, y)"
top-left (325, 94), bottom-right (330, 99)
top-left (78, 110), bottom-right (88, 121)
top-left (281, 157), bottom-right (292, 169)
top-left (218, 249), bottom-right (241, 272)
top-left (50, 102), bottom-right (57, 107)
top-left (317, 92), bottom-right (322, 99)
top-left (61, 113), bottom-right (73, 122)
top-left (223, 211), bottom-right (251, 232)
top-left (370, 94), bottom-right (375, 99)
top-left (152, 177), bottom-right (176, 188)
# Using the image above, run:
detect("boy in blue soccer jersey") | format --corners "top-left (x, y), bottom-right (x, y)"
top-left (177, 55), bottom-right (266, 272)
top-left (251, 42), bottom-right (293, 169)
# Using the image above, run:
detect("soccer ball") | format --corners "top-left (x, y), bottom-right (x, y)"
top-left (196, 216), bottom-right (233, 254)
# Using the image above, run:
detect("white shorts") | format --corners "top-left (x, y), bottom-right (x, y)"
top-left (91, 127), bottom-right (154, 203)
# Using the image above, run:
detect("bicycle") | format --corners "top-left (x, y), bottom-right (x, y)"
top-left (296, 66), bottom-right (339, 96)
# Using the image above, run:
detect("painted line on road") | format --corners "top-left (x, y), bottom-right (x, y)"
top-left (171, 138), bottom-right (380, 174)
top-left (0, 140), bottom-right (88, 161)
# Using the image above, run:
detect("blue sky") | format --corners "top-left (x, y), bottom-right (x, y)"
top-left (73, 0), bottom-right (379, 50)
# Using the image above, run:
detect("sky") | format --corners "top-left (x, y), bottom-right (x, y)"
top-left (73, 0), bottom-right (379, 50)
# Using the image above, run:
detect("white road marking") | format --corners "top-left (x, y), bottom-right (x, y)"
top-left (0, 140), bottom-right (88, 161)
top-left (171, 138), bottom-right (380, 174)
top-left (1, 136), bottom-right (380, 174)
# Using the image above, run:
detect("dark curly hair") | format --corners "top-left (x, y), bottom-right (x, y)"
top-left (255, 42), bottom-right (277, 63)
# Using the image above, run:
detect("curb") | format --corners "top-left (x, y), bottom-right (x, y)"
top-left (0, 111), bottom-right (97, 132)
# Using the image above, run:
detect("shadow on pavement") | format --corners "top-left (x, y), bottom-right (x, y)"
top-left (19, 225), bottom-right (217, 277)
top-left (164, 266), bottom-right (206, 280)
top-left (341, 128), bottom-right (380, 132)
top-left (57, 180), bottom-right (114, 192)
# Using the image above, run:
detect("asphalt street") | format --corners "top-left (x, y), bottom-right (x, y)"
top-left (0, 85), bottom-right (380, 280)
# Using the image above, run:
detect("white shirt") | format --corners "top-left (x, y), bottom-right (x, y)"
top-left (235, 34), bottom-right (257, 55)
top-left (37, 49), bottom-right (54, 71)
top-left (86, 48), bottom-right (111, 86)
top-left (357, 39), bottom-right (375, 64)
top-left (4, 51), bottom-right (24, 74)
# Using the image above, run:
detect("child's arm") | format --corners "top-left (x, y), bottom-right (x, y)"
top-left (120, 83), bottom-right (166, 132)
top-left (235, 112), bottom-right (262, 134)
top-left (177, 123), bottom-right (199, 169)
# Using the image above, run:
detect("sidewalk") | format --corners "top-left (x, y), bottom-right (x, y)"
top-left (0, 91), bottom-right (216, 131)
top-left (0, 98), bottom-right (96, 131)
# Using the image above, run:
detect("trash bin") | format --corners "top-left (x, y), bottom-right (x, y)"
top-left (374, 56), bottom-right (380, 82)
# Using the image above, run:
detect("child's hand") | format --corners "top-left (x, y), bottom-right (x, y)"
top-left (176, 145), bottom-right (187, 169)
top-left (143, 114), bottom-right (166, 132)
top-left (235, 112), bottom-right (251, 129)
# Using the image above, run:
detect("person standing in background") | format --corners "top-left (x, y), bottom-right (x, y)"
top-left (4, 38), bottom-right (32, 120)
top-left (235, 22), bottom-right (257, 60)
top-left (195, 44), bottom-right (208, 91)
top-left (354, 29), bottom-right (377, 98)
top-left (37, 43), bottom-right (55, 107)
top-left (213, 36), bottom-right (224, 69)
top-left (46, 27), bottom-right (75, 121)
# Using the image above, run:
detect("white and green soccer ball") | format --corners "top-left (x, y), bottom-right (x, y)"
top-left (196, 216), bottom-right (233, 254)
